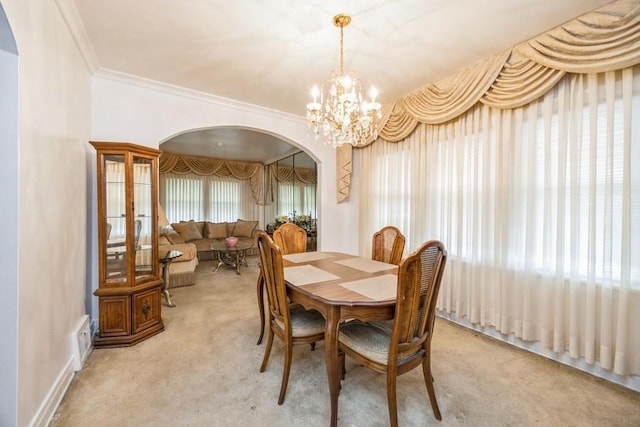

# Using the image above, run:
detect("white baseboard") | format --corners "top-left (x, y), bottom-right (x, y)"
top-left (28, 357), bottom-right (74, 427)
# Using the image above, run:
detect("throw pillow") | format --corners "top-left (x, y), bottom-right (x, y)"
top-left (165, 232), bottom-right (185, 245)
top-left (158, 235), bottom-right (171, 246)
top-left (194, 221), bottom-right (206, 237)
top-left (205, 222), bottom-right (228, 239)
top-left (232, 219), bottom-right (258, 238)
top-left (171, 220), bottom-right (203, 242)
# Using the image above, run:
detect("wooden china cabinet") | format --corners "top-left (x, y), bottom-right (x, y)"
top-left (91, 141), bottom-right (164, 348)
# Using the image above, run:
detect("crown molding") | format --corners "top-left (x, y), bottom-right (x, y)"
top-left (93, 68), bottom-right (306, 124)
top-left (54, 0), bottom-right (305, 126)
top-left (55, 0), bottom-right (100, 72)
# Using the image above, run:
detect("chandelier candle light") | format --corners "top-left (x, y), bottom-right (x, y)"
top-left (306, 14), bottom-right (382, 148)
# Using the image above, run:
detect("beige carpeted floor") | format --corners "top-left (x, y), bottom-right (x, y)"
top-left (51, 258), bottom-right (640, 427)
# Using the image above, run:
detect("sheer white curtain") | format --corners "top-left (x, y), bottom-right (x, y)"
top-left (276, 182), bottom-right (317, 219)
top-left (359, 66), bottom-right (640, 380)
top-left (160, 172), bottom-right (261, 224)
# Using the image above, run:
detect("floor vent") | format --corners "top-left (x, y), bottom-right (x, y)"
top-left (72, 315), bottom-right (92, 371)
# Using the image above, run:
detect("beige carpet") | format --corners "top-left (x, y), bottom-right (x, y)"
top-left (51, 258), bottom-right (640, 427)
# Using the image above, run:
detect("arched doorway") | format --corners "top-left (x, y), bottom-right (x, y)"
top-left (159, 127), bottom-right (319, 242)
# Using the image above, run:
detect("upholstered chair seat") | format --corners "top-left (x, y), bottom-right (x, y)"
top-left (274, 304), bottom-right (325, 337)
top-left (339, 321), bottom-right (416, 365)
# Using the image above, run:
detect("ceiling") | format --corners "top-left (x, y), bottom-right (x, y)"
top-left (73, 0), bottom-right (613, 161)
top-left (160, 128), bottom-right (301, 164)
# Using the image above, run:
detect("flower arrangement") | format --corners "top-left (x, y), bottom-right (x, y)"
top-left (273, 211), bottom-right (315, 231)
top-left (275, 215), bottom-right (289, 227)
top-left (296, 214), bottom-right (311, 229)
top-left (297, 214), bottom-right (310, 223)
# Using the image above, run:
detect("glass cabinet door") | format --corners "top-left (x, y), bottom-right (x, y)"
top-left (103, 153), bottom-right (158, 284)
top-left (133, 156), bottom-right (154, 282)
top-left (104, 154), bottom-right (128, 284)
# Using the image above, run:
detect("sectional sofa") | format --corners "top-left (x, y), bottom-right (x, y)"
top-left (163, 219), bottom-right (260, 261)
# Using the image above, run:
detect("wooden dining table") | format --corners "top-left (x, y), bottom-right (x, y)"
top-left (282, 251), bottom-right (399, 427)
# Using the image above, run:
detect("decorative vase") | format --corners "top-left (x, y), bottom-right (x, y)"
top-left (225, 236), bottom-right (238, 248)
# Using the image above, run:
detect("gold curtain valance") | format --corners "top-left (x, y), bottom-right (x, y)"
top-left (337, 0), bottom-right (640, 202)
top-left (159, 152), bottom-right (265, 205)
top-left (270, 165), bottom-right (317, 185)
top-left (370, 0), bottom-right (640, 144)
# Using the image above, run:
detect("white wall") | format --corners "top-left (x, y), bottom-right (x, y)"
top-left (1, 0), bottom-right (93, 425)
top-left (91, 70), bottom-right (362, 257)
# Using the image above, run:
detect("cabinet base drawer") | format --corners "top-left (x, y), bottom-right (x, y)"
top-left (94, 286), bottom-right (164, 348)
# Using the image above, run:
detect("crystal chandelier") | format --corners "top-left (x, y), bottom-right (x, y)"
top-left (306, 14), bottom-right (382, 148)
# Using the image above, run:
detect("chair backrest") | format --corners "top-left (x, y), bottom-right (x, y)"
top-left (391, 240), bottom-right (447, 363)
top-left (273, 223), bottom-right (307, 254)
top-left (256, 231), bottom-right (291, 332)
top-left (372, 225), bottom-right (406, 265)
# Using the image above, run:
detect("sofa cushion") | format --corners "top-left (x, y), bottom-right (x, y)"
top-left (160, 242), bottom-right (197, 262)
top-left (165, 232), bottom-right (186, 245)
top-left (206, 222), bottom-right (228, 239)
top-left (159, 235), bottom-right (172, 245)
top-left (172, 220), bottom-right (203, 242)
top-left (194, 221), bottom-right (206, 237)
top-left (232, 219), bottom-right (258, 237)
top-left (193, 238), bottom-right (218, 253)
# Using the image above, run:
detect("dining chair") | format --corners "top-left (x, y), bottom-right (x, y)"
top-left (371, 225), bottom-right (406, 265)
top-left (255, 231), bottom-right (325, 405)
top-left (338, 240), bottom-right (447, 426)
top-left (273, 222), bottom-right (307, 254)
top-left (256, 222), bottom-right (307, 344)
top-left (106, 221), bottom-right (141, 278)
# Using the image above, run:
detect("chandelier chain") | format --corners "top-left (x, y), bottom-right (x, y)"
top-left (339, 24), bottom-right (344, 75)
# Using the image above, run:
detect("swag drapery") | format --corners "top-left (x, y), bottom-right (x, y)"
top-left (159, 152), bottom-right (265, 205)
top-left (357, 0), bottom-right (640, 384)
top-left (159, 152), bottom-right (318, 209)
top-left (338, 0), bottom-right (640, 201)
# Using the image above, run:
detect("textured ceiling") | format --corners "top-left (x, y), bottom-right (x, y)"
top-left (73, 0), bottom-right (613, 160)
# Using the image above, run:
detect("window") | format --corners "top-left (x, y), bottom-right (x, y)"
top-left (161, 172), bottom-right (259, 224)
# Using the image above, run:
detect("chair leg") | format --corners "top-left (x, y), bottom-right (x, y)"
top-left (260, 326), bottom-right (274, 373)
top-left (278, 339), bottom-right (294, 405)
top-left (256, 273), bottom-right (265, 345)
top-left (422, 358), bottom-right (442, 421)
top-left (337, 349), bottom-right (346, 393)
top-left (387, 370), bottom-right (399, 427)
